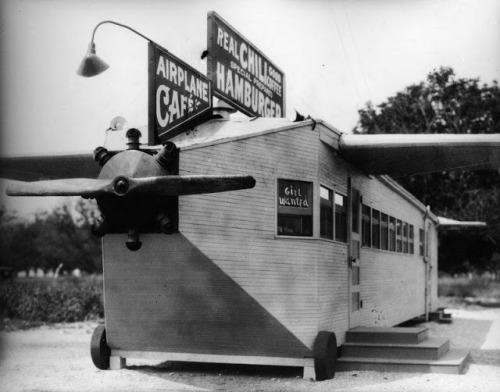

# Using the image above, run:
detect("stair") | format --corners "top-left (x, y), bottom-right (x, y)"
top-left (430, 308), bottom-right (453, 324)
top-left (337, 327), bottom-right (470, 374)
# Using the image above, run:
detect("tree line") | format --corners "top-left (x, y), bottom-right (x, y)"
top-left (0, 199), bottom-right (102, 274)
top-left (354, 67), bottom-right (500, 275)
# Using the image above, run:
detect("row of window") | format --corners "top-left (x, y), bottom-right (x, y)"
top-left (276, 180), bottom-right (348, 241)
top-left (276, 179), bottom-right (426, 258)
top-left (361, 205), bottom-right (420, 255)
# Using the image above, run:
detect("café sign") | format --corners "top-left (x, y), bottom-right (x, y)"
top-left (149, 43), bottom-right (212, 144)
top-left (207, 12), bottom-right (285, 118)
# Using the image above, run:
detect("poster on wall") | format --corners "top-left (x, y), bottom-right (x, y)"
top-left (207, 11), bottom-right (285, 118)
top-left (148, 43), bottom-right (213, 145)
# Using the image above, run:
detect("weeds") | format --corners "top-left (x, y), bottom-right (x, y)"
top-left (438, 275), bottom-right (500, 299)
top-left (0, 275), bottom-right (103, 328)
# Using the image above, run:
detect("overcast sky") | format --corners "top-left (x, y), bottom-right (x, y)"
top-left (1, 0), bottom-right (499, 214)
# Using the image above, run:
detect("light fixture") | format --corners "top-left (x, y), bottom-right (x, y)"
top-left (77, 20), bottom-right (156, 77)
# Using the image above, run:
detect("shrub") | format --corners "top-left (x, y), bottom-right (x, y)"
top-left (0, 276), bottom-right (104, 324)
top-left (438, 275), bottom-right (500, 299)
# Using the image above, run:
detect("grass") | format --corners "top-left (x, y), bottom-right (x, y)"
top-left (438, 274), bottom-right (500, 299)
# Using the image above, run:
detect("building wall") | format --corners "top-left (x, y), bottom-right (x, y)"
top-left (429, 223), bottom-right (439, 310)
top-left (178, 124), bottom-right (322, 351)
top-left (317, 127), bottom-right (350, 342)
top-left (356, 176), bottom-right (428, 327)
top-left (317, 127), bottom-right (435, 336)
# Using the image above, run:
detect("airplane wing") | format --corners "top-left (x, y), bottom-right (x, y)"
top-left (0, 152), bottom-right (99, 181)
top-left (437, 217), bottom-right (487, 228)
top-left (338, 134), bottom-right (500, 176)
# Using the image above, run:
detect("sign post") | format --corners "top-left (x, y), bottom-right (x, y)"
top-left (207, 12), bottom-right (285, 118)
top-left (148, 43), bottom-right (213, 145)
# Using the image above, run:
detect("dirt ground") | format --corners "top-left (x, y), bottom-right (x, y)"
top-left (1, 307), bottom-right (499, 392)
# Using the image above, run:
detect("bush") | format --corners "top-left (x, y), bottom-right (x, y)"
top-left (0, 276), bottom-right (104, 325)
top-left (438, 275), bottom-right (500, 299)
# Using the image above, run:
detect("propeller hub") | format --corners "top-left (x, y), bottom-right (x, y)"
top-left (113, 176), bottom-right (129, 195)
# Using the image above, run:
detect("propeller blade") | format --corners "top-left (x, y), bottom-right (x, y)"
top-left (127, 175), bottom-right (256, 196)
top-left (6, 175), bottom-right (256, 197)
top-left (6, 178), bottom-right (113, 197)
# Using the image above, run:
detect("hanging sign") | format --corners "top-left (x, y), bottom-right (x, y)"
top-left (148, 43), bottom-right (212, 145)
top-left (207, 11), bottom-right (285, 118)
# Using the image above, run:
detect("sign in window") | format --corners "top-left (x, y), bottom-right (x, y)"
top-left (277, 180), bottom-right (313, 236)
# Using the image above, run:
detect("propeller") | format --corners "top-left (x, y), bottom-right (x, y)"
top-left (6, 175), bottom-right (256, 197)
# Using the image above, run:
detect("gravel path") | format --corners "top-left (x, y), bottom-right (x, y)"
top-left (1, 307), bottom-right (499, 391)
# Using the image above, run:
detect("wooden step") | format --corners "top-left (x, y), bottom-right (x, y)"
top-left (346, 327), bottom-right (429, 344)
top-left (341, 337), bottom-right (450, 360)
top-left (337, 349), bottom-right (470, 375)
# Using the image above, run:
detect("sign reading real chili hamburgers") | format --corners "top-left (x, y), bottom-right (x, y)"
top-left (207, 11), bottom-right (286, 118)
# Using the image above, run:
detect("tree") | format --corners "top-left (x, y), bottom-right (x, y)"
top-left (354, 67), bottom-right (500, 274)
top-left (0, 198), bottom-right (102, 273)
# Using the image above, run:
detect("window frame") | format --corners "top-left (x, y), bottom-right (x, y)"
top-left (371, 209), bottom-right (381, 249)
top-left (409, 224), bottom-right (415, 254)
top-left (396, 219), bottom-right (403, 253)
top-left (403, 222), bottom-right (409, 254)
top-left (362, 205), bottom-right (371, 247)
top-left (389, 216), bottom-right (396, 252)
top-left (334, 192), bottom-right (348, 243)
top-left (320, 185), bottom-right (333, 240)
top-left (277, 179), bottom-right (313, 237)
top-left (380, 213), bottom-right (389, 251)
top-left (419, 228), bottom-right (425, 256)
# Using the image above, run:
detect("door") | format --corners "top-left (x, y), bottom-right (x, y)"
top-left (348, 179), bottom-right (362, 328)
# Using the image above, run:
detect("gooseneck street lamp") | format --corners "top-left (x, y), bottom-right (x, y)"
top-left (77, 20), bottom-right (156, 77)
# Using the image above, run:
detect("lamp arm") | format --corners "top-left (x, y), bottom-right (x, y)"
top-left (90, 20), bottom-right (155, 44)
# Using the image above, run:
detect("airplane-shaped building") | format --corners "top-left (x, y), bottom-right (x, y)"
top-left (2, 114), bottom-right (499, 380)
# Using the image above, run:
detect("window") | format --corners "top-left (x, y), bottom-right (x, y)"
top-left (351, 292), bottom-right (360, 311)
top-left (362, 205), bottom-right (371, 247)
top-left (372, 209), bottom-right (380, 249)
top-left (277, 179), bottom-right (313, 236)
top-left (419, 229), bottom-right (425, 256)
top-left (396, 220), bottom-right (402, 252)
top-left (335, 193), bottom-right (347, 242)
top-left (403, 222), bottom-right (409, 253)
top-left (381, 213), bottom-right (389, 250)
top-left (320, 186), bottom-right (333, 239)
top-left (352, 265), bottom-right (360, 285)
top-left (351, 189), bottom-right (360, 234)
top-left (389, 217), bottom-right (396, 252)
top-left (409, 225), bottom-right (414, 254)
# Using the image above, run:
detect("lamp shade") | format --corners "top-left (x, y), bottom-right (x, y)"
top-left (76, 42), bottom-right (109, 77)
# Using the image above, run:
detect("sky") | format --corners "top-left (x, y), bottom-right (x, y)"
top-left (0, 0), bottom-right (499, 215)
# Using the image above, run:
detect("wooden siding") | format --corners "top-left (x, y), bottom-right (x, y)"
top-left (429, 224), bottom-right (439, 310)
top-left (178, 125), bottom-right (321, 350)
top-left (356, 172), bottom-right (429, 327)
top-left (317, 134), bottom-right (436, 338)
top-left (103, 234), bottom-right (310, 358)
top-left (317, 133), bottom-right (351, 343)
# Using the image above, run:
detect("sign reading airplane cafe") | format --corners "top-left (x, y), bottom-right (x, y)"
top-left (149, 43), bottom-right (212, 144)
top-left (207, 12), bottom-right (285, 118)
